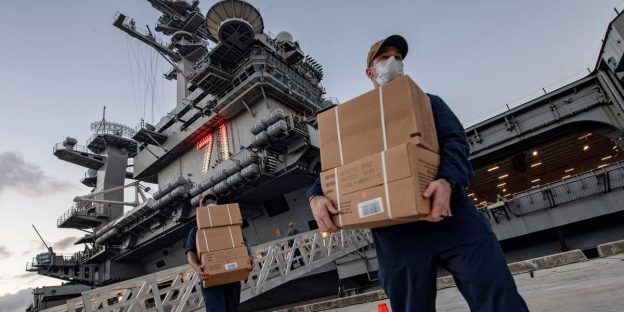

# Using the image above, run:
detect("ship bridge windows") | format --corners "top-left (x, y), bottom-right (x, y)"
top-left (468, 131), bottom-right (623, 206)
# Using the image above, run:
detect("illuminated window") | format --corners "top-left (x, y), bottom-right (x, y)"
top-left (601, 156), bottom-right (612, 161)
top-left (498, 174), bottom-right (509, 179)
top-left (564, 168), bottom-right (574, 173)
top-left (530, 162), bottom-right (542, 168)
top-left (219, 123), bottom-right (230, 160)
top-left (196, 134), bottom-right (213, 173)
top-left (531, 178), bottom-right (541, 183)
top-left (497, 183), bottom-right (506, 188)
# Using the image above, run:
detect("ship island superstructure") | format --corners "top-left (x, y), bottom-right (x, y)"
top-left (27, 0), bottom-right (339, 310)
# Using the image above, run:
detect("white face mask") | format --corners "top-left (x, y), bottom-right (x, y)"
top-left (374, 56), bottom-right (404, 85)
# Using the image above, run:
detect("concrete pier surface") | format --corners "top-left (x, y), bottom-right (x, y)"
top-left (283, 253), bottom-right (624, 312)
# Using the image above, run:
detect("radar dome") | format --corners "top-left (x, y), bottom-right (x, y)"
top-left (275, 31), bottom-right (294, 43)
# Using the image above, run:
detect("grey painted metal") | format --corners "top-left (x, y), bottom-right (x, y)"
top-left (504, 161), bottom-right (624, 217)
top-left (40, 229), bottom-right (372, 312)
top-left (205, 0), bottom-right (264, 43)
top-left (240, 229), bottom-right (372, 301)
top-left (53, 143), bottom-right (106, 170)
top-left (598, 10), bottom-right (624, 79)
top-left (466, 72), bottom-right (624, 167)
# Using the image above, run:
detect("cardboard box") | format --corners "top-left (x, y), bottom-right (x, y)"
top-left (200, 246), bottom-right (251, 288)
top-left (320, 143), bottom-right (440, 229)
top-left (196, 203), bottom-right (243, 229)
top-left (318, 76), bottom-right (439, 171)
top-left (196, 226), bottom-right (245, 256)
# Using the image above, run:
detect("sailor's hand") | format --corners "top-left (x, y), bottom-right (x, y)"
top-left (248, 256), bottom-right (255, 271)
top-left (310, 195), bottom-right (340, 232)
top-left (196, 264), bottom-right (208, 278)
top-left (421, 179), bottom-right (453, 222)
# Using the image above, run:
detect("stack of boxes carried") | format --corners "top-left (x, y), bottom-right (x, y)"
top-left (196, 203), bottom-right (252, 287)
top-left (318, 76), bottom-right (441, 229)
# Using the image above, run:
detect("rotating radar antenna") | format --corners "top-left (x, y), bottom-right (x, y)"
top-left (205, 0), bottom-right (264, 50)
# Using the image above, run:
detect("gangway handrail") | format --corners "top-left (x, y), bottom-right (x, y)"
top-left (241, 229), bottom-right (372, 301)
top-left (40, 229), bottom-right (373, 312)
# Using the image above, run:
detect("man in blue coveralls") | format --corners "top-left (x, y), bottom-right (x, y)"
top-left (185, 194), bottom-right (253, 312)
top-left (307, 35), bottom-right (528, 312)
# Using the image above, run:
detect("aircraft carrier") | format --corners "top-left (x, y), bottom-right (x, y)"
top-left (25, 1), bottom-right (624, 311)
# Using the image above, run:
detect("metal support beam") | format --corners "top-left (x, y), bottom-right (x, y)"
top-left (260, 86), bottom-right (270, 109)
top-left (113, 13), bottom-right (180, 61)
top-left (242, 99), bottom-right (255, 117)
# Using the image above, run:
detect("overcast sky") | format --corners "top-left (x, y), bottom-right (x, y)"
top-left (0, 0), bottom-right (621, 308)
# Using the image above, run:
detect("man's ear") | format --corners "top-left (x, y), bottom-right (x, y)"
top-left (365, 67), bottom-right (375, 80)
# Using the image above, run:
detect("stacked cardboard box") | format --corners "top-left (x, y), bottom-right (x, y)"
top-left (317, 76), bottom-right (441, 228)
top-left (196, 203), bottom-right (251, 287)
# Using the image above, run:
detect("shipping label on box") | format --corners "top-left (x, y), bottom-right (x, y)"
top-left (196, 226), bottom-right (245, 255)
top-left (196, 203), bottom-right (243, 229)
top-left (200, 246), bottom-right (251, 288)
top-left (318, 75), bottom-right (439, 171)
top-left (321, 143), bottom-right (439, 229)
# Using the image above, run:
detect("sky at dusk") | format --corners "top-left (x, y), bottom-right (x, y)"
top-left (0, 0), bottom-right (621, 310)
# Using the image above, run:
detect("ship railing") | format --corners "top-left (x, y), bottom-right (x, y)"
top-left (53, 254), bottom-right (78, 266)
top-left (26, 252), bottom-right (78, 271)
top-left (90, 121), bottom-right (136, 140)
top-left (72, 245), bottom-right (106, 264)
top-left (39, 229), bottom-right (373, 312)
top-left (57, 201), bottom-right (93, 227)
top-left (502, 161), bottom-right (624, 217)
top-left (132, 119), bottom-right (147, 133)
top-left (113, 12), bottom-right (170, 49)
top-left (132, 119), bottom-right (163, 135)
top-left (53, 143), bottom-right (91, 155)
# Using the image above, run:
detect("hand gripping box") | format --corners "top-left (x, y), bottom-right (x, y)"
top-left (320, 143), bottom-right (440, 229)
top-left (200, 246), bottom-right (251, 288)
top-left (196, 203), bottom-right (243, 229)
top-left (317, 75), bottom-right (439, 171)
top-left (196, 225), bottom-right (245, 257)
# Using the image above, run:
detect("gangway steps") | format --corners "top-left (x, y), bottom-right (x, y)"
top-left (40, 229), bottom-right (373, 312)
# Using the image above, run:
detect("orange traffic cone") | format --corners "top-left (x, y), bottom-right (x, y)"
top-left (378, 302), bottom-right (390, 312)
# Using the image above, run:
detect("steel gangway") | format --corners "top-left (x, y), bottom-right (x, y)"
top-left (41, 229), bottom-right (373, 312)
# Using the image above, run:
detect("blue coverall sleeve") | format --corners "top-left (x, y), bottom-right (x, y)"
top-left (428, 94), bottom-right (474, 188)
top-left (306, 176), bottom-right (322, 198)
top-left (185, 227), bottom-right (197, 255)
